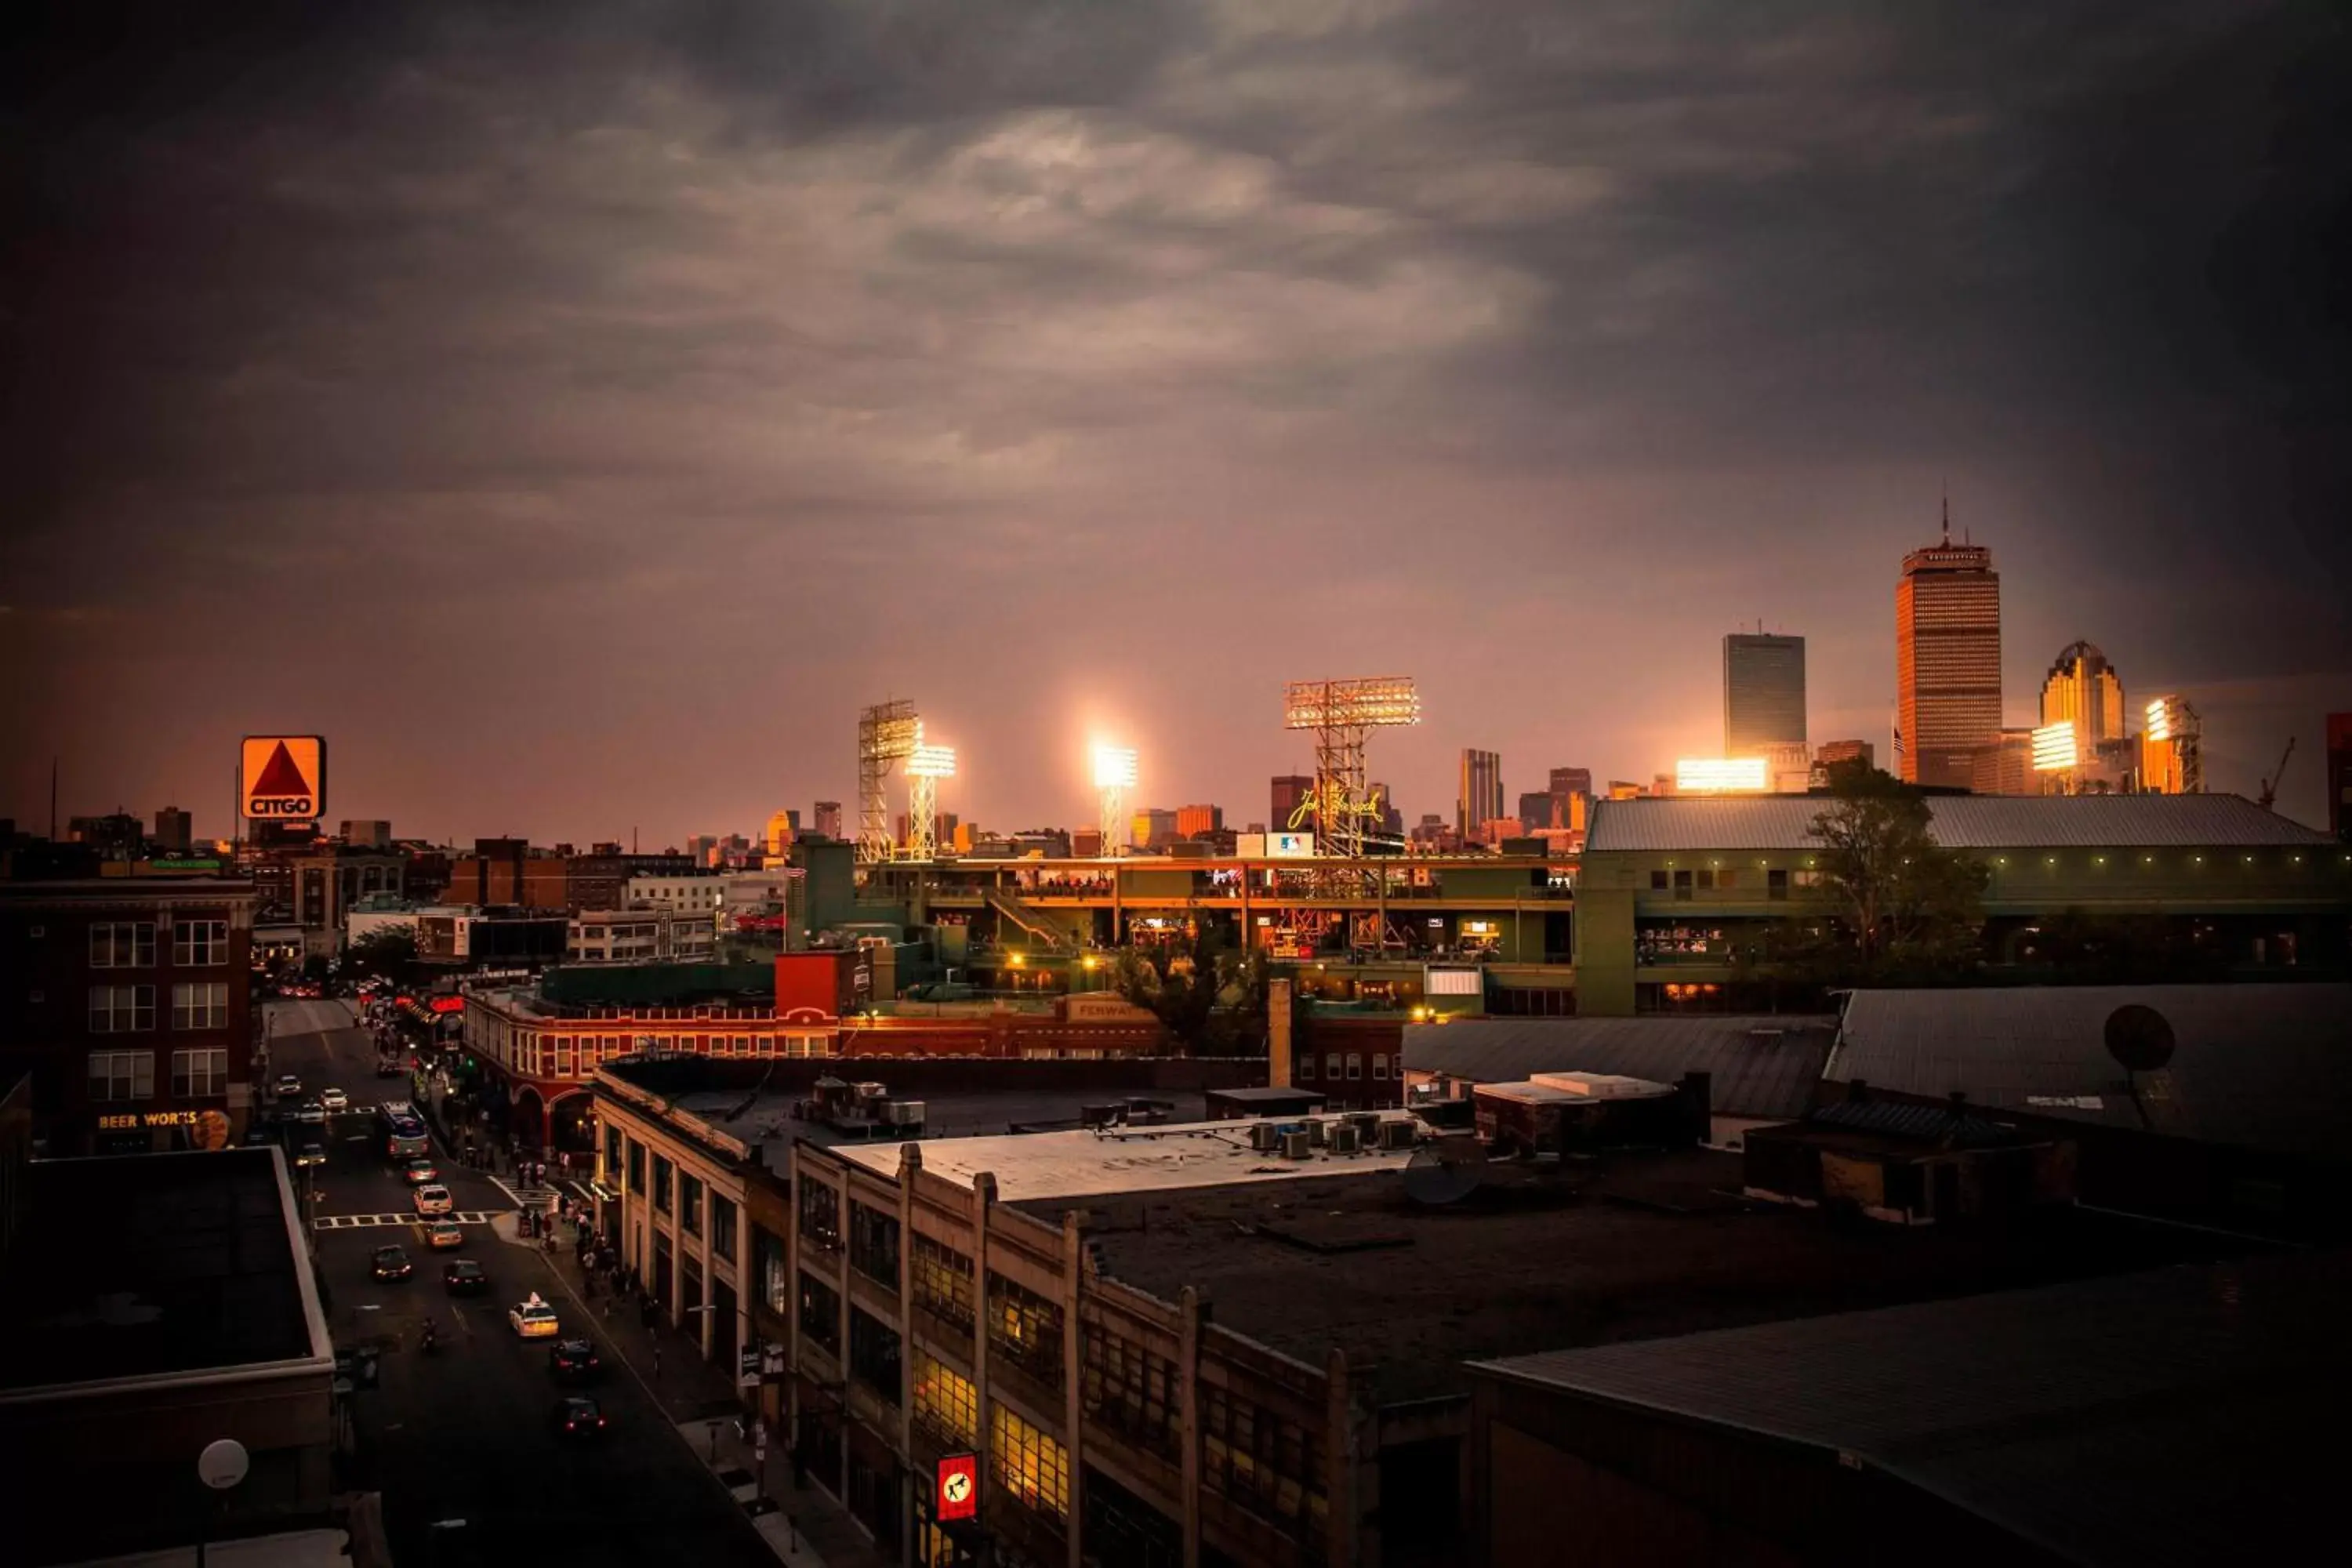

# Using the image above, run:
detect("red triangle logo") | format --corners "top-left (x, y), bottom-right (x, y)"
top-left (252, 742), bottom-right (313, 797)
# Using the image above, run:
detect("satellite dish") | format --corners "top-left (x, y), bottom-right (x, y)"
top-left (1403, 1138), bottom-right (1488, 1206)
top-left (2103, 1004), bottom-right (2176, 1075)
top-left (198, 1438), bottom-right (249, 1491)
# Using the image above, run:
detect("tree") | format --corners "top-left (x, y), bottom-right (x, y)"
top-left (347, 925), bottom-right (422, 986)
top-left (1746, 767), bottom-right (1988, 986)
top-left (1109, 927), bottom-right (1265, 1053)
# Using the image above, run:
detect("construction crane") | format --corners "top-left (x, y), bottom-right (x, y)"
top-left (2257, 737), bottom-right (2296, 812)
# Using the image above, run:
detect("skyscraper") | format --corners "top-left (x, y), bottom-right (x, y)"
top-left (1723, 633), bottom-right (1807, 754)
top-left (1271, 775), bottom-right (1314, 833)
top-left (1548, 767), bottom-right (1592, 798)
top-left (1896, 509), bottom-right (2001, 788)
top-left (2040, 641), bottom-right (2128, 747)
top-left (1457, 750), bottom-right (1503, 840)
top-left (812, 801), bottom-right (843, 840)
top-left (153, 806), bottom-right (192, 851)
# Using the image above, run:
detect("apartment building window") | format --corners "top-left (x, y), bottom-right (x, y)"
top-left (89, 922), bottom-right (155, 968)
top-left (849, 1307), bottom-right (902, 1401)
top-left (172, 919), bottom-right (230, 967)
top-left (850, 1200), bottom-right (900, 1287)
top-left (755, 1035), bottom-right (775, 1054)
top-left (1767, 869), bottom-right (1790, 901)
top-left (912, 1348), bottom-right (978, 1448)
top-left (1673, 869), bottom-right (1693, 900)
top-left (1297, 1054), bottom-right (1316, 1080)
top-left (1200, 1382), bottom-right (1327, 1544)
top-left (1081, 1325), bottom-right (1180, 1462)
top-left (1372, 1055), bottom-right (1389, 1080)
top-left (1650, 870), bottom-right (1669, 891)
top-left (798, 1176), bottom-right (842, 1251)
top-left (89, 1050), bottom-right (154, 1102)
top-left (797, 1271), bottom-right (841, 1353)
top-left (89, 985), bottom-right (154, 1033)
top-left (755, 1225), bottom-right (789, 1316)
top-left (1324, 1052), bottom-right (1341, 1080)
top-left (626, 1137), bottom-right (646, 1194)
top-left (711, 1194), bottom-right (738, 1258)
top-left (1345, 1054), bottom-right (1362, 1080)
top-left (910, 1233), bottom-right (975, 1332)
top-left (172, 982), bottom-right (229, 1031)
top-left (1696, 869), bottom-right (1715, 890)
top-left (987, 1271), bottom-right (1065, 1389)
top-left (604, 1125), bottom-right (623, 1180)
top-left (989, 1401), bottom-right (1071, 1521)
top-left (171, 1047), bottom-right (228, 1098)
top-left (680, 1173), bottom-right (704, 1237)
top-left (652, 1155), bottom-right (673, 1215)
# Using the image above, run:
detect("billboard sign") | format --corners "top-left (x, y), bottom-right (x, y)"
top-left (935, 1452), bottom-right (980, 1523)
top-left (1266, 831), bottom-right (1316, 858)
top-left (241, 736), bottom-right (326, 820)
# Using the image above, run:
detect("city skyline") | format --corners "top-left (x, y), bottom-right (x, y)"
top-left (6, 2), bottom-right (2347, 841)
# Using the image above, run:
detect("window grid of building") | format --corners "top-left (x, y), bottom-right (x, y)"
top-left (911, 1348), bottom-right (978, 1449)
top-left (798, 1270), bottom-right (842, 1354)
top-left (987, 1271), bottom-right (1065, 1389)
top-left (1199, 1382), bottom-right (1327, 1547)
top-left (89, 985), bottom-right (154, 1033)
top-left (711, 1193), bottom-right (738, 1258)
top-left (849, 1306), bottom-right (902, 1402)
top-left (89, 1050), bottom-right (154, 1102)
top-left (850, 1200), bottom-right (900, 1287)
top-left (652, 1154), bottom-right (673, 1214)
top-left (171, 982), bottom-right (228, 1031)
top-left (1080, 1323), bottom-right (1181, 1462)
top-left (799, 1177), bottom-right (842, 1252)
top-left (89, 922), bottom-right (155, 968)
top-left (172, 920), bottom-right (230, 967)
top-left (989, 1399), bottom-right (1072, 1522)
top-left (755, 1224), bottom-right (789, 1316)
top-left (680, 1173), bottom-right (704, 1237)
top-left (910, 1233), bottom-right (975, 1332)
top-left (170, 1047), bottom-right (227, 1098)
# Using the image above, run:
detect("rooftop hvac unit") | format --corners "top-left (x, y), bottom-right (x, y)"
top-left (1378, 1119), bottom-right (1419, 1151)
top-left (1281, 1130), bottom-right (1312, 1160)
top-left (1348, 1112), bottom-right (1381, 1139)
top-left (854, 1082), bottom-right (888, 1101)
top-left (1250, 1121), bottom-right (1282, 1152)
top-left (1307, 1118), bottom-right (1329, 1147)
top-left (1330, 1124), bottom-right (1361, 1156)
top-left (884, 1100), bottom-right (925, 1125)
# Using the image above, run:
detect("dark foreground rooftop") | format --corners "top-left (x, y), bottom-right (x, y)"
top-left (0, 1148), bottom-right (327, 1391)
top-left (1025, 1147), bottom-right (2256, 1406)
top-left (1472, 1247), bottom-right (2349, 1567)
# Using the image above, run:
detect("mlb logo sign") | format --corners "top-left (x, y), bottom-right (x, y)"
top-left (241, 736), bottom-right (326, 820)
top-left (935, 1451), bottom-right (979, 1522)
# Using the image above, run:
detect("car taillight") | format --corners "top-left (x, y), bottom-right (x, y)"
top-left (597, 1418), bottom-right (607, 1427)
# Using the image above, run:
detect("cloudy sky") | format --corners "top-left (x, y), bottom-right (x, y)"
top-left (5, 0), bottom-right (2347, 844)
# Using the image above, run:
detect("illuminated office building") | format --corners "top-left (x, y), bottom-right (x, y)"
top-left (1723, 633), bottom-right (1807, 754)
top-left (2041, 642), bottom-right (2128, 749)
top-left (1895, 511), bottom-right (2001, 789)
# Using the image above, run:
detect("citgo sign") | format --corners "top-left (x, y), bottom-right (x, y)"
top-left (241, 736), bottom-right (327, 821)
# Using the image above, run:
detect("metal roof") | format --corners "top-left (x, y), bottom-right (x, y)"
top-left (1402, 1016), bottom-right (1837, 1121)
top-left (1829, 984), bottom-right (2352, 1158)
top-left (1586, 792), bottom-right (2336, 852)
top-left (1468, 1250), bottom-right (2348, 1568)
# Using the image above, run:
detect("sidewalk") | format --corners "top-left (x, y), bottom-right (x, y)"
top-left (491, 1214), bottom-right (888, 1568)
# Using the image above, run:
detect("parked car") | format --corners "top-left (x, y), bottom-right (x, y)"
top-left (371, 1246), bottom-right (413, 1282)
top-left (412, 1184), bottom-right (454, 1217)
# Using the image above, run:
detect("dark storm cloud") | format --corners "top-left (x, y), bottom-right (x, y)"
top-left (3, 0), bottom-right (2346, 840)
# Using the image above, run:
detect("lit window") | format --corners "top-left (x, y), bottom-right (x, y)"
top-left (989, 1400), bottom-right (1071, 1520)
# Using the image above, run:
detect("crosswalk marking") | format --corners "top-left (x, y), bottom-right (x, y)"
top-left (313, 1210), bottom-right (495, 1230)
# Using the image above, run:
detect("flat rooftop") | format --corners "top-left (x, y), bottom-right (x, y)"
top-left (833, 1116), bottom-right (1417, 1202)
top-left (670, 1087), bottom-right (1215, 1167)
top-left (0, 1149), bottom-right (329, 1392)
top-left (1017, 1148), bottom-right (2257, 1406)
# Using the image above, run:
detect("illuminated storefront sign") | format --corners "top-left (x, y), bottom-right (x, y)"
top-left (97, 1111), bottom-right (204, 1130)
top-left (935, 1452), bottom-right (979, 1522)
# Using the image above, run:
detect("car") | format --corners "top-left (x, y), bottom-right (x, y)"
top-left (550, 1396), bottom-right (607, 1439)
top-left (412, 1184), bottom-right (453, 1216)
top-left (375, 1060), bottom-right (405, 1078)
top-left (370, 1245), bottom-right (413, 1281)
top-left (296, 1100), bottom-right (326, 1125)
top-left (319, 1087), bottom-right (349, 1112)
top-left (548, 1338), bottom-right (603, 1382)
top-left (401, 1157), bottom-right (439, 1185)
top-left (274, 1074), bottom-right (302, 1099)
top-left (442, 1258), bottom-right (490, 1294)
top-left (423, 1221), bottom-right (466, 1250)
top-left (510, 1296), bottom-right (561, 1339)
top-left (295, 1142), bottom-right (327, 1168)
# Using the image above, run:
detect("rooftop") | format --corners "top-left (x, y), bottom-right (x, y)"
top-left (1026, 1148), bottom-right (2250, 1406)
top-left (1828, 983), bottom-right (2352, 1158)
top-left (1403, 1015), bottom-right (1838, 1121)
top-left (1587, 792), bottom-right (2337, 852)
top-left (679, 1087), bottom-right (1214, 1166)
top-left (1469, 1249), bottom-right (2347, 1568)
top-left (0, 1149), bottom-right (329, 1393)
top-left (833, 1115), bottom-right (1412, 1200)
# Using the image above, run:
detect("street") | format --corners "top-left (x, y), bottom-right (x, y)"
top-left (267, 1000), bottom-right (786, 1568)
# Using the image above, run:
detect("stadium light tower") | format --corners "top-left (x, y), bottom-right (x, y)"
top-left (1283, 677), bottom-right (1420, 859)
top-left (856, 699), bottom-right (922, 866)
top-left (904, 734), bottom-right (956, 862)
top-left (1094, 745), bottom-right (1138, 856)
